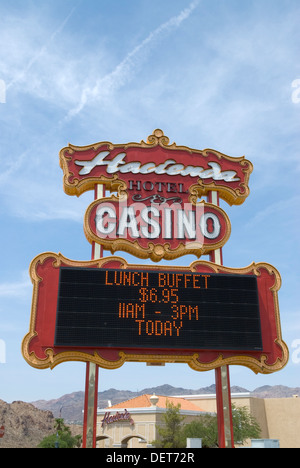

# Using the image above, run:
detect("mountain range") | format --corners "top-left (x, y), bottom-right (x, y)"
top-left (1, 384), bottom-right (298, 447)
top-left (31, 384), bottom-right (300, 424)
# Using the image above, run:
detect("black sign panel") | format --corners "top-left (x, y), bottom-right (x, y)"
top-left (54, 267), bottom-right (262, 351)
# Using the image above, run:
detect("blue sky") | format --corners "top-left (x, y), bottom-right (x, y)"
top-left (0, 0), bottom-right (299, 403)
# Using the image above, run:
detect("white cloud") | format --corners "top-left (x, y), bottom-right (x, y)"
top-left (0, 0), bottom-right (200, 117)
top-left (282, 311), bottom-right (300, 337)
top-left (0, 6), bottom-right (103, 111)
top-left (63, 0), bottom-right (201, 121)
top-left (6, 5), bottom-right (78, 92)
top-left (244, 195), bottom-right (300, 229)
top-left (0, 0), bottom-right (203, 222)
top-left (0, 0), bottom-right (299, 401)
top-left (0, 0), bottom-right (298, 223)
top-left (0, 272), bottom-right (31, 299)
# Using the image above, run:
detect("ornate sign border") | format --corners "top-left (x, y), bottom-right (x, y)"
top-left (59, 129), bottom-right (253, 206)
top-left (22, 252), bottom-right (288, 375)
top-left (84, 197), bottom-right (231, 262)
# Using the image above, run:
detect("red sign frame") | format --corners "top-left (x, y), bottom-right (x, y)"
top-left (84, 197), bottom-right (231, 262)
top-left (59, 129), bottom-right (252, 206)
top-left (59, 129), bottom-right (252, 261)
top-left (22, 252), bottom-right (288, 375)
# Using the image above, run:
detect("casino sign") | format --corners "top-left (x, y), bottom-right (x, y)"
top-left (21, 253), bottom-right (288, 374)
top-left (60, 129), bottom-right (251, 261)
top-left (84, 197), bottom-right (230, 262)
top-left (22, 130), bottom-right (288, 376)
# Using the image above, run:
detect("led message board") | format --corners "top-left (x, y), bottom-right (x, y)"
top-left (54, 267), bottom-right (262, 352)
top-left (22, 253), bottom-right (288, 374)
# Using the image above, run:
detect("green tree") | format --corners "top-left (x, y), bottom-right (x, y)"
top-left (232, 404), bottom-right (261, 445)
top-left (181, 404), bottom-right (261, 448)
top-left (181, 414), bottom-right (219, 448)
top-left (38, 418), bottom-right (82, 448)
top-left (152, 401), bottom-right (185, 448)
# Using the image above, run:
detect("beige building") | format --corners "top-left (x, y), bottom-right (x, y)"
top-left (96, 394), bottom-right (208, 448)
top-left (179, 393), bottom-right (300, 448)
top-left (96, 392), bottom-right (300, 448)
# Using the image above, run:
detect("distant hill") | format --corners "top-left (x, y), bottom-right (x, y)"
top-left (31, 384), bottom-right (300, 424)
top-left (1, 384), bottom-right (299, 447)
top-left (251, 385), bottom-right (300, 399)
top-left (0, 400), bottom-right (55, 448)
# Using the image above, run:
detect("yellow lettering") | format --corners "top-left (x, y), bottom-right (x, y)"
top-left (126, 303), bottom-right (135, 318)
top-left (164, 321), bottom-right (172, 336)
top-left (175, 274), bottom-right (184, 287)
top-left (184, 274), bottom-right (192, 288)
top-left (158, 273), bottom-right (166, 287)
top-left (189, 305), bottom-right (199, 320)
top-left (119, 302), bottom-right (125, 318)
top-left (140, 272), bottom-right (149, 287)
top-left (180, 305), bottom-right (188, 320)
top-left (155, 321), bottom-right (163, 336)
top-left (146, 320), bottom-right (154, 335)
top-left (123, 272), bottom-right (131, 286)
top-left (171, 304), bottom-right (179, 320)
top-left (193, 275), bottom-right (201, 288)
top-left (173, 320), bottom-right (183, 336)
top-left (135, 320), bottom-right (144, 335)
top-left (202, 274), bottom-right (210, 289)
top-left (131, 272), bottom-right (139, 287)
top-left (135, 303), bottom-right (145, 319)
top-left (105, 271), bottom-right (114, 286)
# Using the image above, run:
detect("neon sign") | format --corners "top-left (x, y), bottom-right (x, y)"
top-left (84, 198), bottom-right (231, 261)
top-left (22, 131), bottom-right (288, 377)
top-left (60, 130), bottom-right (250, 260)
top-left (59, 130), bottom-right (253, 205)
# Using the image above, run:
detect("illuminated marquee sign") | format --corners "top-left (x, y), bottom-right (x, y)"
top-left (21, 130), bottom-right (288, 379)
top-left (60, 129), bottom-right (251, 261)
top-left (22, 253), bottom-right (288, 375)
top-left (59, 129), bottom-right (252, 204)
top-left (54, 267), bottom-right (262, 352)
top-left (84, 198), bottom-right (231, 261)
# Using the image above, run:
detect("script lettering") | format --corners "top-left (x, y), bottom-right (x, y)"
top-left (75, 151), bottom-right (240, 182)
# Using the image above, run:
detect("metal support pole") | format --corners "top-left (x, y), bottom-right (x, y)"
top-left (82, 362), bottom-right (99, 448)
top-left (208, 191), bottom-right (234, 448)
top-left (215, 365), bottom-right (234, 448)
top-left (82, 185), bottom-right (104, 448)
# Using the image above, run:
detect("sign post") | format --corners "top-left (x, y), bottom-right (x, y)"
top-left (82, 185), bottom-right (104, 449)
top-left (208, 190), bottom-right (234, 448)
top-left (215, 365), bottom-right (234, 448)
top-left (82, 361), bottom-right (98, 448)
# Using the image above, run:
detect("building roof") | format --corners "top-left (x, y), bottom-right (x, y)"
top-left (105, 394), bottom-right (204, 412)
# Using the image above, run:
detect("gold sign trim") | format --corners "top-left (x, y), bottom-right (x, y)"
top-left (83, 195), bottom-right (232, 262)
top-left (22, 253), bottom-right (289, 375)
top-left (59, 129), bottom-right (253, 205)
